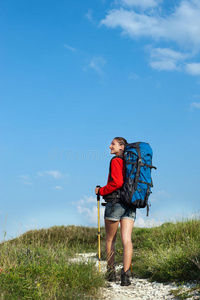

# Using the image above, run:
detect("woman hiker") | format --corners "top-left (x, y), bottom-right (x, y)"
top-left (95, 137), bottom-right (136, 286)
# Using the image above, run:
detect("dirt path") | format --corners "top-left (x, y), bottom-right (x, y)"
top-left (70, 253), bottom-right (200, 300)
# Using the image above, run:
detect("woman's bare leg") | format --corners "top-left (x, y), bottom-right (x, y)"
top-left (105, 219), bottom-right (120, 267)
top-left (120, 219), bottom-right (134, 272)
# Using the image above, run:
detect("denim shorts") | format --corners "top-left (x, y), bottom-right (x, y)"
top-left (104, 201), bottom-right (136, 222)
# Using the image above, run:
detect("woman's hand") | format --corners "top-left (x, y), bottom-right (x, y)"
top-left (95, 187), bottom-right (100, 195)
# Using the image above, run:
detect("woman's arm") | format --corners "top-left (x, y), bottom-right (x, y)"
top-left (99, 157), bottom-right (124, 196)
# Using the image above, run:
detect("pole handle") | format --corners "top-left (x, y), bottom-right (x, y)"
top-left (96, 185), bottom-right (100, 201)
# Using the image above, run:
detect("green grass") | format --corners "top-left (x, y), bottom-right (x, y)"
top-left (0, 226), bottom-right (105, 299)
top-left (0, 219), bottom-right (200, 299)
top-left (130, 219), bottom-right (200, 282)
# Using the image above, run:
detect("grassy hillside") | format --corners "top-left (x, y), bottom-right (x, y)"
top-left (0, 226), bottom-right (105, 299)
top-left (0, 219), bottom-right (200, 299)
top-left (131, 219), bottom-right (200, 282)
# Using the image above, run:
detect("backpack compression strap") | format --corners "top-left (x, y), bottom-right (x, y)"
top-left (132, 144), bottom-right (141, 191)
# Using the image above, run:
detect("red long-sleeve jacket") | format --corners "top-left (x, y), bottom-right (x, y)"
top-left (99, 157), bottom-right (124, 196)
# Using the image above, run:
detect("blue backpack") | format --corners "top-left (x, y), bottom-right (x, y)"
top-left (120, 142), bottom-right (156, 216)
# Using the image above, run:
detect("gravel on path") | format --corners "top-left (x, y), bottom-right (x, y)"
top-left (70, 253), bottom-right (200, 300)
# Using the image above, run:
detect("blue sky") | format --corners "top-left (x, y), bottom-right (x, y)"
top-left (1, 0), bottom-right (200, 241)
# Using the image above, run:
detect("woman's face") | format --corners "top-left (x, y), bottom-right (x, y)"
top-left (109, 139), bottom-right (124, 155)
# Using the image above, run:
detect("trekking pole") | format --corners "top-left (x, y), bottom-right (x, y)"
top-left (96, 185), bottom-right (101, 273)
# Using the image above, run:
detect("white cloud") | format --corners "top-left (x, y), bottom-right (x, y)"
top-left (77, 205), bottom-right (105, 225)
top-left (75, 196), bottom-right (97, 205)
top-left (85, 9), bottom-right (95, 23)
top-left (190, 102), bottom-right (200, 109)
top-left (19, 175), bottom-right (32, 185)
top-left (150, 48), bottom-right (187, 61)
top-left (135, 217), bottom-right (163, 227)
top-left (74, 195), bottom-right (105, 225)
top-left (150, 60), bottom-right (177, 71)
top-left (86, 196), bottom-right (97, 203)
top-left (149, 47), bottom-right (188, 71)
top-left (75, 199), bottom-right (85, 206)
top-left (37, 170), bottom-right (62, 178)
top-left (101, 9), bottom-right (159, 38)
top-left (64, 44), bottom-right (77, 52)
top-left (53, 186), bottom-right (64, 191)
top-left (20, 175), bottom-right (29, 180)
top-left (121, 0), bottom-right (161, 9)
top-left (185, 63), bottom-right (200, 75)
top-left (88, 56), bottom-right (106, 74)
top-left (129, 72), bottom-right (139, 80)
top-left (100, 2), bottom-right (200, 47)
top-left (100, 1), bottom-right (200, 74)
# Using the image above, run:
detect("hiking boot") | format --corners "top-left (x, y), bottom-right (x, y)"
top-left (105, 267), bottom-right (116, 282)
top-left (121, 268), bottom-right (131, 286)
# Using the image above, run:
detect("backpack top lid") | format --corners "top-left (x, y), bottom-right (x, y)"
top-left (125, 142), bottom-right (153, 158)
